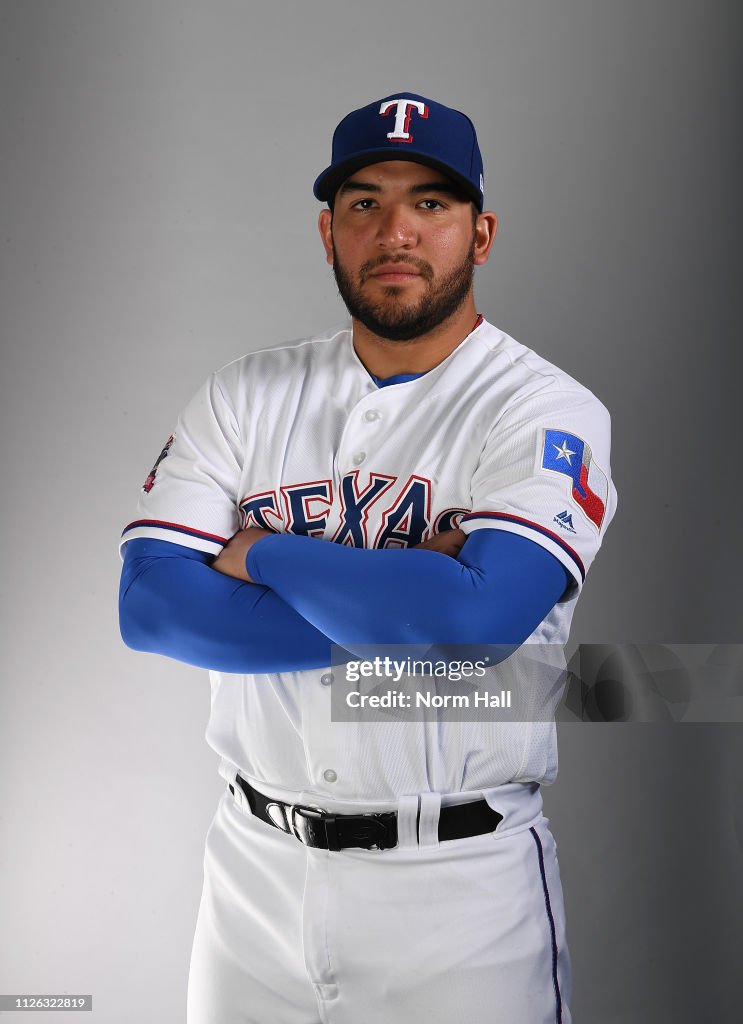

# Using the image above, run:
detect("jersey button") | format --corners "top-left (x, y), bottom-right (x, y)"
top-left (323, 769), bottom-right (338, 784)
top-left (363, 409), bottom-right (380, 422)
top-left (320, 673), bottom-right (333, 686)
top-left (352, 452), bottom-right (366, 466)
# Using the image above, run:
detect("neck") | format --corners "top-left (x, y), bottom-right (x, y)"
top-left (351, 297), bottom-right (481, 378)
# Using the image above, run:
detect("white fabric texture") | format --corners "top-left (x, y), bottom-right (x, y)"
top-left (186, 787), bottom-right (571, 1024)
top-left (121, 319), bottom-right (616, 801)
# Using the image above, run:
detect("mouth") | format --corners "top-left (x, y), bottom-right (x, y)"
top-left (367, 263), bottom-right (423, 284)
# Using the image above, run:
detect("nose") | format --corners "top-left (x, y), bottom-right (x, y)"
top-left (375, 203), bottom-right (417, 249)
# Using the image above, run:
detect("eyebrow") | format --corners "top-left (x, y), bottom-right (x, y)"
top-left (338, 179), bottom-right (467, 199)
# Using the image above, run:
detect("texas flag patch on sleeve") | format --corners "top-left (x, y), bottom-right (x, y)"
top-left (541, 428), bottom-right (608, 529)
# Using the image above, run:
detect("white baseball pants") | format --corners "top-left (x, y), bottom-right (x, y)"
top-left (187, 784), bottom-right (571, 1023)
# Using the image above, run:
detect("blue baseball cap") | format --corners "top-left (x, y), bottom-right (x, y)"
top-left (313, 92), bottom-right (485, 211)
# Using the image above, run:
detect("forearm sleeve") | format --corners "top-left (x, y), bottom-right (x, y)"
top-left (247, 529), bottom-right (571, 647)
top-left (119, 538), bottom-right (337, 672)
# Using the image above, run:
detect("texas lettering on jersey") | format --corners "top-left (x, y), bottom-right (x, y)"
top-left (239, 472), bottom-right (468, 549)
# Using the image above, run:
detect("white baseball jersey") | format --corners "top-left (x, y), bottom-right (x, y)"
top-left (121, 317), bottom-right (617, 804)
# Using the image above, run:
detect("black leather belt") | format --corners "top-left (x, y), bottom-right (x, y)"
top-left (229, 775), bottom-right (503, 851)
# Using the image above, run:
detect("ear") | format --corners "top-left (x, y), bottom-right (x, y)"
top-left (473, 211), bottom-right (498, 266)
top-left (318, 209), bottom-right (334, 265)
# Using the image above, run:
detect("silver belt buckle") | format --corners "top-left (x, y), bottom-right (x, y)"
top-left (289, 804), bottom-right (329, 845)
top-left (264, 801), bottom-right (292, 833)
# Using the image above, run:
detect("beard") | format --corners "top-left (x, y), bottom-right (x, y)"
top-left (332, 237), bottom-right (475, 342)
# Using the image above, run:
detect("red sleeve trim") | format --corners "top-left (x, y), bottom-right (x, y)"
top-left (121, 519), bottom-right (228, 545)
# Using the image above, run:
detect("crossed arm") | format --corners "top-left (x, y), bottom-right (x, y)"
top-left (119, 526), bottom-right (571, 673)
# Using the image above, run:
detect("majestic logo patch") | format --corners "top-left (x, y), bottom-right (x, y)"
top-left (143, 434), bottom-right (174, 493)
top-left (541, 429), bottom-right (607, 529)
top-left (553, 510), bottom-right (576, 533)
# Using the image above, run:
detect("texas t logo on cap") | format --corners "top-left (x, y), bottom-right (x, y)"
top-left (379, 98), bottom-right (429, 143)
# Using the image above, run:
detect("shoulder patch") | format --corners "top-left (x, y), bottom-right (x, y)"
top-left (541, 428), bottom-right (607, 529)
top-left (142, 434), bottom-right (175, 493)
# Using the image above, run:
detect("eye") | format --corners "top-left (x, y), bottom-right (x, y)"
top-left (418, 198), bottom-right (446, 211)
top-left (350, 198), bottom-right (378, 210)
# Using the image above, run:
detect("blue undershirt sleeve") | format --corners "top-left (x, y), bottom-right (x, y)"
top-left (247, 529), bottom-right (571, 650)
top-left (119, 537), bottom-right (338, 672)
top-left (120, 531), bottom-right (570, 672)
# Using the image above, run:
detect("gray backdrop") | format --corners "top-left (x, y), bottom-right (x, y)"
top-left (1, 1), bottom-right (741, 1021)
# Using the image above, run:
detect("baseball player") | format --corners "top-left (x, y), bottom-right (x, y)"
top-left (119, 92), bottom-right (617, 1023)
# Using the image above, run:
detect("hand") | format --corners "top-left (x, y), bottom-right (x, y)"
top-left (212, 527), bottom-right (272, 582)
top-left (413, 529), bottom-right (467, 558)
top-left (212, 526), bottom-right (466, 581)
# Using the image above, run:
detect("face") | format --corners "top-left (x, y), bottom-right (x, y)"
top-left (318, 161), bottom-right (496, 342)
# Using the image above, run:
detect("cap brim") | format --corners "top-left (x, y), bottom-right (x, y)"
top-left (313, 149), bottom-right (483, 210)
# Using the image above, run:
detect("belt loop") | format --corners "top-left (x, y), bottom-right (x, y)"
top-left (418, 792), bottom-right (441, 848)
top-left (230, 775), bottom-right (252, 816)
top-left (396, 794), bottom-right (420, 848)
